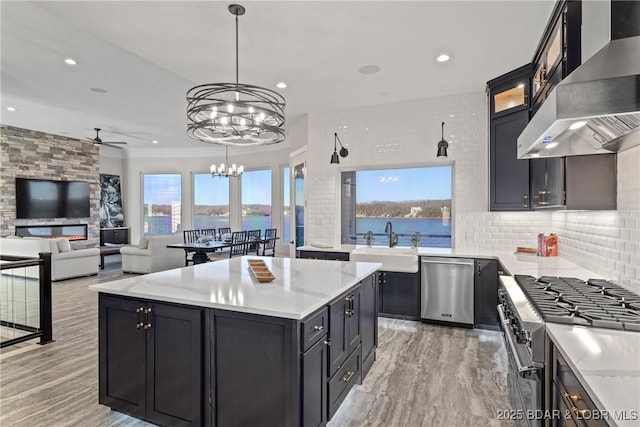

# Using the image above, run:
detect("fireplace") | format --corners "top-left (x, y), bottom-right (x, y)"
top-left (15, 224), bottom-right (88, 241)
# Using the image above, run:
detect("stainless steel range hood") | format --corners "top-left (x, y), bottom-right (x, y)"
top-left (517, 35), bottom-right (640, 159)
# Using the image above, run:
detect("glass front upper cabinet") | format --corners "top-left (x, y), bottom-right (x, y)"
top-left (491, 78), bottom-right (529, 117)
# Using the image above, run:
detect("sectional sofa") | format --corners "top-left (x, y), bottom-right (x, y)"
top-left (0, 236), bottom-right (100, 281)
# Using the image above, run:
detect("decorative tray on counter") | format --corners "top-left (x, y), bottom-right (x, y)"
top-left (248, 259), bottom-right (275, 283)
top-left (515, 246), bottom-right (538, 255)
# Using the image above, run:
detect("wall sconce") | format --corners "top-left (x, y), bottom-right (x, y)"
top-left (437, 122), bottom-right (449, 158)
top-left (330, 132), bottom-right (349, 164)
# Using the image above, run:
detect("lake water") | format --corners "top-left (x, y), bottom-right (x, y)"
top-left (145, 215), bottom-right (450, 248)
top-left (355, 217), bottom-right (451, 248)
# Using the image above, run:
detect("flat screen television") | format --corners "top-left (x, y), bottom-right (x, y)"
top-left (15, 178), bottom-right (91, 219)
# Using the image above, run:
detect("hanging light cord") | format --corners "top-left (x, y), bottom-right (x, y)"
top-left (441, 122), bottom-right (445, 140)
top-left (235, 10), bottom-right (239, 86)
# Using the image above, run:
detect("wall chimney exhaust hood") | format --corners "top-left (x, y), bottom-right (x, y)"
top-left (517, 34), bottom-right (640, 159)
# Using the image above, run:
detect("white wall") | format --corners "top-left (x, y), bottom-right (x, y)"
top-left (303, 92), bottom-right (640, 293)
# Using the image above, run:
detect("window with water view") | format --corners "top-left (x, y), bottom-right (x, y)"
top-left (342, 166), bottom-right (452, 248)
top-left (193, 174), bottom-right (230, 231)
top-left (241, 170), bottom-right (272, 231)
top-left (143, 173), bottom-right (182, 236)
top-left (282, 166), bottom-right (290, 243)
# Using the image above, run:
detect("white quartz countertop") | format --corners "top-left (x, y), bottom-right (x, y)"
top-left (89, 256), bottom-right (381, 320)
top-left (546, 323), bottom-right (640, 426)
top-left (299, 245), bottom-right (603, 281)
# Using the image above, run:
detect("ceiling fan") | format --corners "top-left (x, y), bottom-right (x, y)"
top-left (86, 128), bottom-right (127, 147)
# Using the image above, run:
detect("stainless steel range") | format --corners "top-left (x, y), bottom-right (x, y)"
top-left (513, 275), bottom-right (640, 331)
top-left (498, 276), bottom-right (545, 427)
top-left (498, 275), bottom-right (640, 427)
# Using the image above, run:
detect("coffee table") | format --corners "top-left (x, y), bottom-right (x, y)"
top-left (99, 246), bottom-right (122, 269)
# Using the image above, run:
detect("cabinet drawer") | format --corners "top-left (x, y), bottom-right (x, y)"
top-left (554, 349), bottom-right (607, 427)
top-left (552, 382), bottom-right (579, 427)
top-left (328, 344), bottom-right (361, 420)
top-left (301, 307), bottom-right (328, 352)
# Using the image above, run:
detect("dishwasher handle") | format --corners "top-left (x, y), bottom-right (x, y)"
top-left (421, 259), bottom-right (474, 267)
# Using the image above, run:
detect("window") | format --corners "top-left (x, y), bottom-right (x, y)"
top-left (143, 173), bottom-right (182, 236)
top-left (341, 166), bottom-right (452, 248)
top-left (282, 166), bottom-right (290, 243)
top-left (193, 174), bottom-right (230, 231)
top-left (241, 169), bottom-right (272, 231)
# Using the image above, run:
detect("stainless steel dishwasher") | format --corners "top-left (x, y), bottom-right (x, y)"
top-left (421, 257), bottom-right (475, 325)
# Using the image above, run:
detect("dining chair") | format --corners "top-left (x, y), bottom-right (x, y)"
top-left (262, 228), bottom-right (277, 257)
top-left (218, 227), bottom-right (232, 239)
top-left (229, 231), bottom-right (249, 258)
top-left (246, 229), bottom-right (262, 255)
top-left (183, 229), bottom-right (200, 266)
top-left (199, 228), bottom-right (217, 238)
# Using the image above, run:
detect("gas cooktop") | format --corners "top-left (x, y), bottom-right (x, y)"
top-left (514, 275), bottom-right (640, 332)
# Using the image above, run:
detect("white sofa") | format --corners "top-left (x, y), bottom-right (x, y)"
top-left (120, 234), bottom-right (184, 274)
top-left (0, 236), bottom-right (100, 281)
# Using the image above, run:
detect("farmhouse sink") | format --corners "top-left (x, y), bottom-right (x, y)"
top-left (350, 247), bottom-right (419, 273)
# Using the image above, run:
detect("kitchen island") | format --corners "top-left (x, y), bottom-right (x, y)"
top-left (89, 256), bottom-right (381, 427)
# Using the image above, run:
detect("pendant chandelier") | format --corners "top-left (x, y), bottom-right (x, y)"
top-left (186, 4), bottom-right (286, 147)
top-left (211, 145), bottom-right (244, 178)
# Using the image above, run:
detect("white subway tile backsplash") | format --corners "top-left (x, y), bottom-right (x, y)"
top-left (304, 93), bottom-right (639, 294)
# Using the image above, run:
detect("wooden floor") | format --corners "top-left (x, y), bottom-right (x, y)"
top-left (0, 255), bottom-right (514, 426)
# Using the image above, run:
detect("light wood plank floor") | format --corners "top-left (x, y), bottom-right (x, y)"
top-left (1, 256), bottom-right (514, 426)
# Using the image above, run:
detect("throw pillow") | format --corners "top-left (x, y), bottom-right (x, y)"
top-left (138, 236), bottom-right (149, 249)
top-left (57, 239), bottom-right (71, 253)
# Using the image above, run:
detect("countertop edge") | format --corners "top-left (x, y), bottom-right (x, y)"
top-left (89, 261), bottom-right (381, 320)
top-left (545, 323), bottom-right (640, 427)
top-left (545, 325), bottom-right (611, 423)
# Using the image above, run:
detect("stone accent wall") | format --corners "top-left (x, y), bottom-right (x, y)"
top-left (0, 125), bottom-right (100, 248)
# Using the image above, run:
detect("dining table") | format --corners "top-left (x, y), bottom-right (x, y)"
top-left (167, 241), bottom-right (233, 265)
top-left (167, 237), bottom-right (278, 265)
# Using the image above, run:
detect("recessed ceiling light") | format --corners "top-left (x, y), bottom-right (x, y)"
top-left (358, 65), bottom-right (381, 75)
top-left (276, 82), bottom-right (287, 89)
top-left (436, 54), bottom-right (450, 63)
top-left (545, 142), bottom-right (559, 150)
top-left (569, 121), bottom-right (587, 130)
top-left (449, 114), bottom-right (455, 118)
top-left (90, 87), bottom-right (107, 93)
top-left (6, 107), bottom-right (16, 112)
top-left (517, 83), bottom-right (525, 88)
top-left (152, 140), bottom-right (158, 144)
top-left (64, 58), bottom-right (77, 65)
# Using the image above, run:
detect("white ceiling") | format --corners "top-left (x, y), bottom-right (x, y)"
top-left (1, 1), bottom-right (555, 154)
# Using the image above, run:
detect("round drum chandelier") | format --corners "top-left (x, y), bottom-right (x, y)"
top-left (186, 4), bottom-right (286, 147)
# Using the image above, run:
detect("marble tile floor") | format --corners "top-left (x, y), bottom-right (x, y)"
top-left (1, 261), bottom-right (515, 426)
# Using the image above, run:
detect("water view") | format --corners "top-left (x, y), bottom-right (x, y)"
top-left (355, 217), bottom-right (451, 248)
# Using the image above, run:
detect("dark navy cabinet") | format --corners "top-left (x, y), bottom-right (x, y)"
top-left (99, 295), bottom-right (205, 427)
top-left (378, 271), bottom-right (420, 319)
top-left (298, 250), bottom-right (350, 261)
top-left (487, 65), bottom-right (532, 212)
top-left (474, 259), bottom-right (499, 330)
top-left (98, 273), bottom-right (377, 427)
